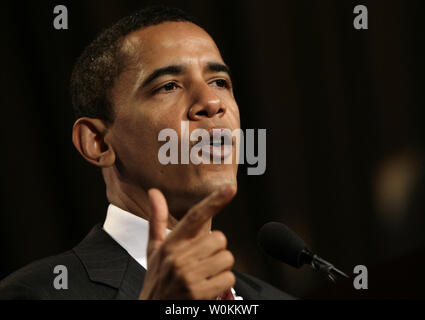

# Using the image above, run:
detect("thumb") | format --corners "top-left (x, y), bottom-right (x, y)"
top-left (147, 188), bottom-right (169, 258)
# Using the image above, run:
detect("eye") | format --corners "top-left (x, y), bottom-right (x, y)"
top-left (155, 82), bottom-right (179, 93)
top-left (211, 79), bottom-right (231, 89)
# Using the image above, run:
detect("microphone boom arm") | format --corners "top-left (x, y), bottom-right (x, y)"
top-left (301, 249), bottom-right (349, 282)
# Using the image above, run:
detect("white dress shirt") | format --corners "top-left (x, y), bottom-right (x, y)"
top-left (103, 204), bottom-right (242, 299)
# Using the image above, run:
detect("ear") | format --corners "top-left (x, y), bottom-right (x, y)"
top-left (72, 118), bottom-right (115, 168)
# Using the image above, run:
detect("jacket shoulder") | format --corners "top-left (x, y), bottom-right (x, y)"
top-left (0, 250), bottom-right (76, 299)
top-left (0, 249), bottom-right (115, 300)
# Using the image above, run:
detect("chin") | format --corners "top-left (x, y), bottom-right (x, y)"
top-left (193, 169), bottom-right (237, 196)
top-left (160, 165), bottom-right (238, 216)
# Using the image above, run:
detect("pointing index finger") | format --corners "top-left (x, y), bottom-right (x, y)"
top-left (167, 185), bottom-right (236, 242)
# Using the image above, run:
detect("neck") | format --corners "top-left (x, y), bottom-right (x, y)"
top-left (103, 168), bottom-right (211, 231)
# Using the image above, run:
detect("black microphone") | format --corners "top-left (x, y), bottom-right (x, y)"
top-left (257, 222), bottom-right (349, 282)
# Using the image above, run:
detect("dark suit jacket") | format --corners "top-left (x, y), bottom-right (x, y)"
top-left (0, 224), bottom-right (293, 300)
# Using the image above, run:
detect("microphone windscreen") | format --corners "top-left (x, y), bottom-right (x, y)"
top-left (257, 222), bottom-right (307, 268)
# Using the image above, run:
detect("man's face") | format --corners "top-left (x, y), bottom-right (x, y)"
top-left (106, 21), bottom-right (240, 215)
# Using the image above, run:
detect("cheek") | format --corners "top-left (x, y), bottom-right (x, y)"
top-left (216, 90), bottom-right (239, 119)
top-left (120, 112), bottom-right (185, 163)
top-left (225, 100), bottom-right (241, 128)
top-left (112, 113), bottom-right (158, 165)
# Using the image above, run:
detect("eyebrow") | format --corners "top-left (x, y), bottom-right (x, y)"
top-left (140, 62), bottom-right (232, 89)
top-left (141, 65), bottom-right (183, 88)
top-left (205, 62), bottom-right (231, 77)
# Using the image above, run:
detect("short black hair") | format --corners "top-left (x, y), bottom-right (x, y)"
top-left (70, 5), bottom-right (198, 123)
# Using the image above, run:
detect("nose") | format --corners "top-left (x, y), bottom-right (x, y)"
top-left (188, 82), bottom-right (225, 120)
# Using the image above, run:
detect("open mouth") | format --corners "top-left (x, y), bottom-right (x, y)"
top-left (193, 128), bottom-right (234, 162)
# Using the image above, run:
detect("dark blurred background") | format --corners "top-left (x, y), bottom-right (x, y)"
top-left (1, 0), bottom-right (424, 299)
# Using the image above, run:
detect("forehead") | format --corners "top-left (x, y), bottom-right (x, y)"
top-left (121, 21), bottom-right (224, 70)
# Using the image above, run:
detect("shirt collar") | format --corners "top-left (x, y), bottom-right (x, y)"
top-left (102, 203), bottom-right (242, 299)
top-left (103, 203), bottom-right (171, 270)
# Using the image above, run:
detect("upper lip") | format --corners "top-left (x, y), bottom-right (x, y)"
top-left (190, 126), bottom-right (234, 147)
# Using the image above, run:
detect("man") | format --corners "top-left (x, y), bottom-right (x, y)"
top-left (0, 5), bottom-right (291, 300)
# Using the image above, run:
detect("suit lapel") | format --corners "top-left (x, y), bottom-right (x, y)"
top-left (73, 224), bottom-right (264, 300)
top-left (115, 257), bottom-right (146, 299)
top-left (73, 224), bottom-right (145, 299)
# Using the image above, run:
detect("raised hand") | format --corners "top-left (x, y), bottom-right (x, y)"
top-left (138, 185), bottom-right (236, 300)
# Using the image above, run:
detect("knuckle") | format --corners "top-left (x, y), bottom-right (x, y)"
top-left (211, 230), bottom-right (227, 247)
top-left (222, 250), bottom-right (235, 266)
top-left (226, 271), bottom-right (236, 287)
